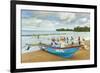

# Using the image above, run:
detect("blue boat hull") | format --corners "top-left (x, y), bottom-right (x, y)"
top-left (42, 46), bottom-right (79, 58)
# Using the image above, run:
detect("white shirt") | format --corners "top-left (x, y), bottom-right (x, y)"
top-left (60, 41), bottom-right (66, 48)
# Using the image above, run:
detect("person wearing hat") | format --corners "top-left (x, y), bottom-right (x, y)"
top-left (51, 38), bottom-right (57, 47)
top-left (60, 36), bottom-right (67, 48)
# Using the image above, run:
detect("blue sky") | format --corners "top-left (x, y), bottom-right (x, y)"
top-left (21, 10), bottom-right (90, 31)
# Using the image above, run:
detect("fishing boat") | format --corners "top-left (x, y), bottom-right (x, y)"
top-left (41, 46), bottom-right (80, 58)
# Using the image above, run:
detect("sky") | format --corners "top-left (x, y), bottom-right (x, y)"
top-left (21, 10), bottom-right (90, 31)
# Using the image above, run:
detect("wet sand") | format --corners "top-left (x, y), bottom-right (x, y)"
top-left (21, 40), bottom-right (90, 63)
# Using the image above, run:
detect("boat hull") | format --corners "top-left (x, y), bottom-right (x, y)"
top-left (42, 46), bottom-right (79, 58)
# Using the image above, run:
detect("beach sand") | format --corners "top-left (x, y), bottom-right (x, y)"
top-left (21, 40), bottom-right (90, 63)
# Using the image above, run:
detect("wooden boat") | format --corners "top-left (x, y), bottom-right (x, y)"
top-left (41, 46), bottom-right (80, 58)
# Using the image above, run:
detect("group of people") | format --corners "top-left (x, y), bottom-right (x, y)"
top-left (51, 36), bottom-right (83, 48)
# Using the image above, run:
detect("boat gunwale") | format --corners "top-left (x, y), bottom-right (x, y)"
top-left (43, 45), bottom-right (80, 49)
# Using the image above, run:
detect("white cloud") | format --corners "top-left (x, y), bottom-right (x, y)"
top-left (75, 22), bottom-right (90, 27)
top-left (22, 17), bottom-right (55, 31)
top-left (38, 20), bottom-right (55, 31)
top-left (80, 17), bottom-right (88, 22)
top-left (22, 18), bottom-right (42, 26)
top-left (58, 12), bottom-right (76, 22)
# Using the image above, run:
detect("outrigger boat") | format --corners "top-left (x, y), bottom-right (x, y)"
top-left (41, 46), bottom-right (80, 58)
top-left (25, 43), bottom-right (80, 58)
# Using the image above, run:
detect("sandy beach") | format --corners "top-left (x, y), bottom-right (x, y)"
top-left (21, 40), bottom-right (90, 63)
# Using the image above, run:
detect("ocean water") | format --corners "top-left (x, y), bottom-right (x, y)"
top-left (21, 31), bottom-right (90, 53)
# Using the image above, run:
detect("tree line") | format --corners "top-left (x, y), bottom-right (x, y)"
top-left (56, 26), bottom-right (90, 32)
